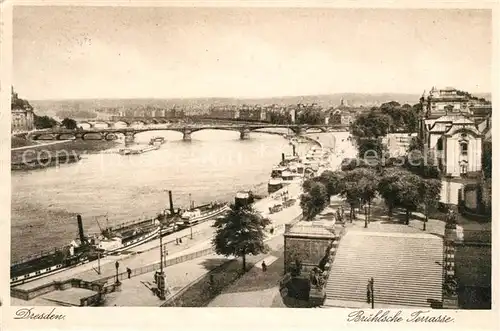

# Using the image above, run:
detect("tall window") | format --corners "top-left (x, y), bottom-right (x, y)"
top-left (460, 163), bottom-right (468, 175)
top-left (437, 138), bottom-right (443, 151)
top-left (460, 142), bottom-right (468, 156)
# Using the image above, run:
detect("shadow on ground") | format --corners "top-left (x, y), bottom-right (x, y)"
top-left (221, 248), bottom-right (284, 294)
top-left (200, 258), bottom-right (233, 271)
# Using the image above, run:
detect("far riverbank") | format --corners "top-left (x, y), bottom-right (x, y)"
top-left (11, 139), bottom-right (121, 171)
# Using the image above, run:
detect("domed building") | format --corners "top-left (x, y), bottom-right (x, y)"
top-left (419, 87), bottom-right (491, 206)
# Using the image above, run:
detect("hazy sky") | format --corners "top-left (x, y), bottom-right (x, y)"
top-left (13, 7), bottom-right (492, 100)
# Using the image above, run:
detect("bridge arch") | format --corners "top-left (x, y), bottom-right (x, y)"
top-left (112, 120), bottom-right (129, 128)
top-left (304, 127), bottom-right (323, 133)
top-left (78, 122), bottom-right (92, 130)
top-left (93, 121), bottom-right (110, 129)
top-left (103, 132), bottom-right (120, 141)
top-left (81, 132), bottom-right (104, 140)
top-left (36, 134), bottom-right (57, 140)
top-left (58, 133), bottom-right (77, 140)
top-left (130, 120), bottom-right (147, 128)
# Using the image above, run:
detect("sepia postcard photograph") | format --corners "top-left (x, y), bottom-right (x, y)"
top-left (1, 0), bottom-right (498, 330)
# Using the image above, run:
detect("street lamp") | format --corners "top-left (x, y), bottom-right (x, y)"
top-left (367, 277), bottom-right (374, 309)
top-left (157, 225), bottom-right (166, 300)
top-left (115, 261), bottom-right (121, 285)
top-left (364, 204), bottom-right (368, 228)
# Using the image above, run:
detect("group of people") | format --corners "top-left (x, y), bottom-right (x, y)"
top-left (334, 206), bottom-right (345, 224)
top-left (271, 189), bottom-right (289, 201)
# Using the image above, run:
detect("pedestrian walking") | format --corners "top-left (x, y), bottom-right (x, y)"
top-left (209, 274), bottom-right (215, 287)
top-left (261, 261), bottom-right (267, 272)
top-left (179, 238), bottom-right (183, 244)
top-left (270, 227), bottom-right (274, 235)
top-left (175, 238), bottom-right (179, 245)
top-left (126, 267), bottom-right (132, 279)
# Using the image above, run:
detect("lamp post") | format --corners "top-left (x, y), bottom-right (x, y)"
top-left (97, 251), bottom-right (101, 275)
top-left (158, 225), bottom-right (166, 300)
top-left (115, 261), bottom-right (120, 285)
top-left (160, 226), bottom-right (164, 274)
top-left (370, 278), bottom-right (374, 309)
top-left (364, 204), bottom-right (368, 228)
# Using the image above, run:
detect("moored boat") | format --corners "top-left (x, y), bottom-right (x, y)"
top-left (119, 144), bottom-right (160, 155)
top-left (268, 178), bottom-right (284, 194)
top-left (176, 202), bottom-right (230, 228)
top-left (149, 136), bottom-right (166, 146)
top-left (94, 218), bottom-right (160, 253)
top-left (10, 215), bottom-right (97, 286)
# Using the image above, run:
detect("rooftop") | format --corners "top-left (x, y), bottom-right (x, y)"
top-left (433, 115), bottom-right (475, 124)
top-left (286, 221), bottom-right (336, 239)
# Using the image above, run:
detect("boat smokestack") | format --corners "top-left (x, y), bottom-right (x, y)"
top-left (168, 190), bottom-right (175, 215)
top-left (77, 214), bottom-right (85, 244)
top-left (292, 145), bottom-right (296, 156)
top-left (282, 153), bottom-right (285, 162)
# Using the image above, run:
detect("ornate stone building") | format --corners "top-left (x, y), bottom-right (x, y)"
top-left (419, 87), bottom-right (491, 205)
top-left (421, 86), bottom-right (491, 121)
top-left (11, 87), bottom-right (35, 132)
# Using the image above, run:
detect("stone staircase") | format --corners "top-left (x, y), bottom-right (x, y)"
top-left (324, 230), bottom-right (443, 308)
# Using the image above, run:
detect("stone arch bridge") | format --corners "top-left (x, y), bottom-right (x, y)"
top-left (27, 122), bottom-right (349, 142)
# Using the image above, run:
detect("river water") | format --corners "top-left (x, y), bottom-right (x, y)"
top-left (11, 129), bottom-right (314, 261)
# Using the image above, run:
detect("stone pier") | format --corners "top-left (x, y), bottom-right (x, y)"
top-left (124, 132), bottom-right (135, 144)
top-left (183, 130), bottom-right (192, 141)
top-left (293, 126), bottom-right (303, 136)
top-left (239, 128), bottom-right (250, 140)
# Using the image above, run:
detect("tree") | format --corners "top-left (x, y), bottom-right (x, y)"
top-left (302, 178), bottom-right (319, 192)
top-left (355, 168), bottom-right (379, 227)
top-left (378, 168), bottom-right (407, 218)
top-left (482, 141), bottom-right (492, 179)
top-left (296, 108), bottom-right (324, 125)
top-left (340, 158), bottom-right (358, 171)
top-left (396, 172), bottom-right (423, 225)
top-left (300, 181), bottom-right (329, 220)
top-left (405, 139), bottom-right (441, 179)
top-left (317, 170), bottom-right (344, 196)
top-left (355, 137), bottom-right (387, 162)
top-left (407, 136), bottom-right (424, 153)
top-left (34, 114), bottom-right (58, 129)
top-left (351, 110), bottom-right (393, 139)
top-left (341, 168), bottom-right (379, 227)
top-left (379, 101), bottom-right (419, 133)
top-left (268, 111), bottom-right (292, 124)
top-left (62, 118), bottom-right (78, 130)
top-left (419, 179), bottom-right (442, 231)
top-left (212, 204), bottom-right (270, 271)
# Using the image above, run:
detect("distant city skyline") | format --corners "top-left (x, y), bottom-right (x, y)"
top-left (13, 7), bottom-right (492, 100)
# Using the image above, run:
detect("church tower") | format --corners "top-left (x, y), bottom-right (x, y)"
top-left (418, 90), bottom-right (429, 145)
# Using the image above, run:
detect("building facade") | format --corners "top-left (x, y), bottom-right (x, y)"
top-left (11, 88), bottom-right (35, 132)
top-left (384, 133), bottom-right (418, 157)
top-left (421, 86), bottom-right (491, 119)
top-left (419, 87), bottom-right (491, 205)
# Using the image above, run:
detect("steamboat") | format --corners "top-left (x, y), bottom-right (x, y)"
top-left (11, 191), bottom-right (228, 287)
top-left (94, 217), bottom-right (161, 253)
top-left (176, 201), bottom-right (230, 228)
top-left (267, 152), bottom-right (305, 194)
top-left (10, 215), bottom-right (97, 286)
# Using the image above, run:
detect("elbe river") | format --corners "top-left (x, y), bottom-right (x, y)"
top-left (11, 129), bottom-right (315, 261)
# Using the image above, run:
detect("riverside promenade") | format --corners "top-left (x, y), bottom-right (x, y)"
top-left (11, 132), bottom-right (346, 306)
